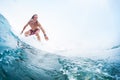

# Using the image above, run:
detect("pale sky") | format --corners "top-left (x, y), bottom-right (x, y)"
top-left (0, 0), bottom-right (120, 56)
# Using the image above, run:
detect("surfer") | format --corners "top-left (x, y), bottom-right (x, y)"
top-left (20, 14), bottom-right (49, 41)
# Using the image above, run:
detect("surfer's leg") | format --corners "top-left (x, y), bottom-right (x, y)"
top-left (35, 33), bottom-right (41, 41)
top-left (24, 30), bottom-right (31, 37)
top-left (34, 29), bottom-right (40, 41)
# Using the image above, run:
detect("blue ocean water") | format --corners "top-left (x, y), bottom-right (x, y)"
top-left (0, 13), bottom-right (120, 80)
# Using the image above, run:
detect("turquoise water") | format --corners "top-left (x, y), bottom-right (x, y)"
top-left (0, 13), bottom-right (120, 80)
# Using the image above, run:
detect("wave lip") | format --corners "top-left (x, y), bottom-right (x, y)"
top-left (0, 14), bottom-right (18, 50)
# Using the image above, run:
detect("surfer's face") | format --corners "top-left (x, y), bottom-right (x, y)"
top-left (33, 15), bottom-right (38, 20)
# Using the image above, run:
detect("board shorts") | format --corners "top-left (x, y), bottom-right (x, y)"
top-left (30, 28), bottom-right (40, 35)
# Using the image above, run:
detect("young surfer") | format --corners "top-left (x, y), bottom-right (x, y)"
top-left (21, 14), bottom-right (49, 41)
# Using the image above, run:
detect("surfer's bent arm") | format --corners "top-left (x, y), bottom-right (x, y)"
top-left (38, 23), bottom-right (47, 36)
top-left (38, 23), bottom-right (49, 40)
top-left (21, 22), bottom-right (29, 34)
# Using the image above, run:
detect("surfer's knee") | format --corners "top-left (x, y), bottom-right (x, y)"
top-left (24, 32), bottom-right (29, 37)
top-left (36, 34), bottom-right (40, 38)
top-left (35, 33), bottom-right (40, 41)
top-left (35, 33), bottom-right (39, 36)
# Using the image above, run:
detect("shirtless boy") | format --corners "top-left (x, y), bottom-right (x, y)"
top-left (21, 14), bottom-right (49, 41)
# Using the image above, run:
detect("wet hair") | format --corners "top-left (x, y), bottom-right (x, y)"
top-left (31, 14), bottom-right (39, 25)
top-left (31, 14), bottom-right (38, 19)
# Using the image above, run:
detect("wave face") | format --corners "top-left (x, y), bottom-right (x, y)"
top-left (0, 14), bottom-right (68, 80)
top-left (0, 14), bottom-right (120, 80)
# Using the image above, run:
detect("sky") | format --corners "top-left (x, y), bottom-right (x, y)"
top-left (0, 0), bottom-right (120, 56)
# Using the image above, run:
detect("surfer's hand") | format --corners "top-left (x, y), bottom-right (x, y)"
top-left (45, 36), bottom-right (49, 41)
top-left (44, 34), bottom-right (49, 41)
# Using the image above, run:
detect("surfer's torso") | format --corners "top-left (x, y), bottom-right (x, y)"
top-left (28, 19), bottom-right (40, 30)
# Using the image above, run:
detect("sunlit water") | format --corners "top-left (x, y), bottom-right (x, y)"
top-left (0, 13), bottom-right (120, 80)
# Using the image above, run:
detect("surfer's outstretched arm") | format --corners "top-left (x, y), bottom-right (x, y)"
top-left (20, 22), bottom-right (29, 34)
top-left (38, 23), bottom-right (49, 40)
